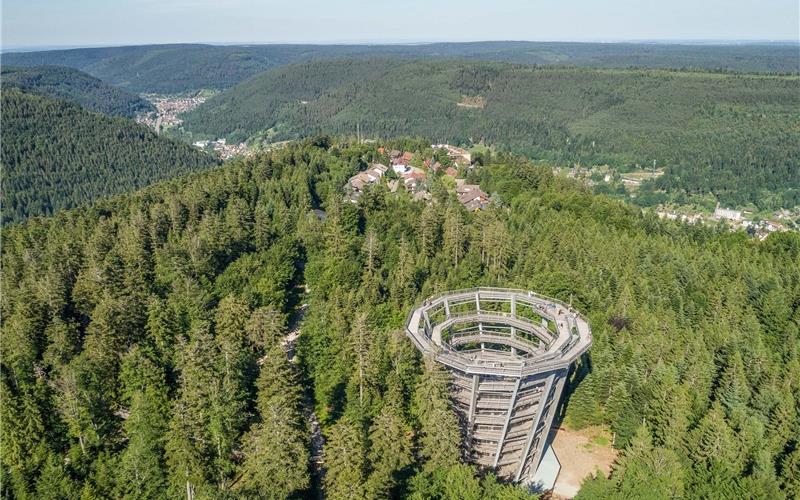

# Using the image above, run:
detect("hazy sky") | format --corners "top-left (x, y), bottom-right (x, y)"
top-left (2, 0), bottom-right (799, 49)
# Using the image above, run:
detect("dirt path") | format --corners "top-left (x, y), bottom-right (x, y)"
top-left (281, 290), bottom-right (325, 499)
top-left (549, 426), bottom-right (617, 499)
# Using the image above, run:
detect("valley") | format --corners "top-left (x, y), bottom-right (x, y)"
top-left (1, 36), bottom-right (799, 500)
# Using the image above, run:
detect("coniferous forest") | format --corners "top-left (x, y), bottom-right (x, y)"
top-left (0, 89), bottom-right (219, 224)
top-left (2, 138), bottom-right (798, 499)
top-left (182, 60), bottom-right (800, 210)
top-left (4, 42), bottom-right (797, 94)
top-left (1, 66), bottom-right (154, 118)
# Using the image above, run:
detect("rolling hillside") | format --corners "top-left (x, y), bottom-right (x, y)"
top-left (181, 59), bottom-right (800, 208)
top-left (1, 89), bottom-right (219, 223)
top-left (1, 65), bottom-right (154, 118)
top-left (3, 41), bottom-right (798, 94)
top-left (2, 139), bottom-right (798, 498)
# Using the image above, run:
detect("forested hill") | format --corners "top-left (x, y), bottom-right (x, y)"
top-left (1, 89), bottom-right (219, 223)
top-left (1, 66), bottom-right (154, 118)
top-left (1, 139), bottom-right (798, 498)
top-left (182, 59), bottom-right (800, 209)
top-left (3, 41), bottom-right (797, 93)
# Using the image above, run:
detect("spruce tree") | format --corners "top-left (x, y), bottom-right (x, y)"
top-left (322, 418), bottom-right (367, 499)
top-left (366, 405), bottom-right (413, 497)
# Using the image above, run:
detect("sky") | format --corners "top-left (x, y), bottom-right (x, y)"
top-left (2, 0), bottom-right (799, 49)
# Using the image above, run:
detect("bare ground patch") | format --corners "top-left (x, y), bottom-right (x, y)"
top-left (549, 425), bottom-right (617, 499)
top-left (457, 95), bottom-right (486, 109)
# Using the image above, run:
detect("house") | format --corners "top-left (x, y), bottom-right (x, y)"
top-left (714, 207), bottom-right (742, 221)
top-left (445, 167), bottom-right (458, 177)
top-left (433, 144), bottom-right (472, 166)
top-left (456, 184), bottom-right (484, 196)
top-left (371, 163), bottom-right (389, 176)
top-left (456, 184), bottom-right (489, 211)
top-left (393, 163), bottom-right (410, 175)
top-left (391, 151), bottom-right (413, 173)
top-left (423, 158), bottom-right (443, 172)
top-left (463, 197), bottom-right (487, 211)
top-left (403, 171), bottom-right (427, 192)
top-left (348, 163), bottom-right (388, 193)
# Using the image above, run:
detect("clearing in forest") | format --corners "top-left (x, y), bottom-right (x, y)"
top-left (549, 426), bottom-right (617, 499)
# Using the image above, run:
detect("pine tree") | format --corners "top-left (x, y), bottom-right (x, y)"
top-left (35, 452), bottom-right (79, 500)
top-left (246, 306), bottom-right (285, 352)
top-left (418, 204), bottom-right (441, 262)
top-left (116, 348), bottom-right (170, 499)
top-left (780, 447), bottom-right (800, 498)
top-left (644, 364), bottom-right (690, 450)
top-left (211, 296), bottom-right (255, 489)
top-left (165, 327), bottom-right (217, 499)
top-left (366, 405), bottom-right (413, 497)
top-left (390, 237), bottom-right (417, 305)
top-left (614, 425), bottom-right (685, 499)
top-left (359, 227), bottom-right (383, 303)
top-left (688, 402), bottom-right (743, 482)
top-left (237, 345), bottom-right (309, 498)
top-left (443, 203), bottom-right (467, 267)
top-left (413, 361), bottom-right (461, 471)
top-left (716, 350), bottom-right (751, 423)
top-left (606, 380), bottom-right (639, 447)
top-left (348, 311), bottom-right (374, 413)
top-left (322, 418), bottom-right (367, 499)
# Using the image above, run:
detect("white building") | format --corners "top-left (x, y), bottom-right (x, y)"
top-left (714, 207), bottom-right (742, 221)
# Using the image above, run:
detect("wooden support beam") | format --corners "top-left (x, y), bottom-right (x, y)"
top-left (526, 372), bottom-right (567, 481)
top-left (493, 378), bottom-right (521, 469)
top-left (468, 374), bottom-right (479, 424)
top-left (514, 373), bottom-right (555, 482)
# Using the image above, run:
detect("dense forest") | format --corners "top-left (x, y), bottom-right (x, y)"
top-left (2, 138), bottom-right (798, 499)
top-left (0, 89), bottom-right (219, 223)
top-left (182, 60), bottom-right (800, 209)
top-left (4, 41), bottom-right (798, 93)
top-left (1, 66), bottom-right (154, 118)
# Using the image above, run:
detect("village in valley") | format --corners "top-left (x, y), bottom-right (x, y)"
top-left (135, 94), bottom-right (207, 130)
top-left (561, 163), bottom-right (798, 239)
top-left (132, 96), bottom-right (799, 239)
top-left (345, 144), bottom-right (491, 211)
top-left (136, 93), bottom-right (250, 160)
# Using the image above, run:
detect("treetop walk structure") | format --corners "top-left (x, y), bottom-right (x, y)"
top-left (405, 287), bottom-right (592, 484)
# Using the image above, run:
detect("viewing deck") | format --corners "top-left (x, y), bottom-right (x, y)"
top-left (405, 287), bottom-right (592, 484)
top-left (406, 287), bottom-right (592, 377)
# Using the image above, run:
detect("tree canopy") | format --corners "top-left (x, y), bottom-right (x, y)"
top-left (2, 138), bottom-right (798, 499)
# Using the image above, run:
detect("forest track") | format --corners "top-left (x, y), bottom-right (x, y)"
top-left (282, 288), bottom-right (325, 499)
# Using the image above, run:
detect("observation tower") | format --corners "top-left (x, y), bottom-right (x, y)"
top-left (405, 288), bottom-right (591, 483)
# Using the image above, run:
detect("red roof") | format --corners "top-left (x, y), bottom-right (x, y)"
top-left (445, 167), bottom-right (458, 177)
